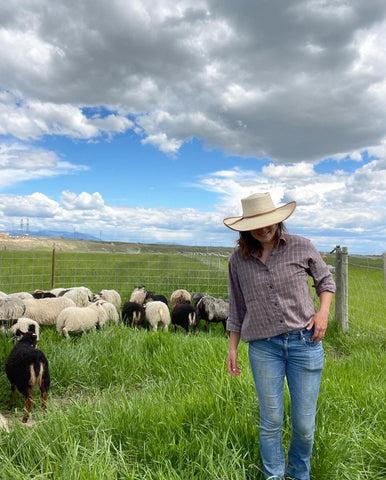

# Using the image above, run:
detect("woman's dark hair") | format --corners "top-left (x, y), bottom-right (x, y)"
top-left (237, 222), bottom-right (288, 260)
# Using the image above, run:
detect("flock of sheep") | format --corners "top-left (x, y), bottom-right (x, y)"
top-left (0, 285), bottom-right (229, 425)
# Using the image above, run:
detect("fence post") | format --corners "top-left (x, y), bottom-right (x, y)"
top-left (335, 246), bottom-right (348, 331)
top-left (383, 253), bottom-right (386, 288)
top-left (51, 244), bottom-right (56, 288)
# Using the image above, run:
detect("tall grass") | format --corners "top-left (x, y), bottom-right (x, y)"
top-left (0, 321), bottom-right (385, 480)
top-left (0, 249), bottom-right (385, 479)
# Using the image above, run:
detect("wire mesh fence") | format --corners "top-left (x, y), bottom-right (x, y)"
top-left (0, 245), bottom-right (384, 338)
top-left (346, 254), bottom-right (386, 336)
top-left (0, 248), bottom-right (230, 301)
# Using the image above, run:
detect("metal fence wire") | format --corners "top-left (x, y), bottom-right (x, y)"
top-left (0, 247), bottom-right (230, 301)
top-left (0, 246), bottom-right (384, 337)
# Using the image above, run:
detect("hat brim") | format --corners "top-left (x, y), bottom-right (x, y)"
top-left (223, 201), bottom-right (296, 232)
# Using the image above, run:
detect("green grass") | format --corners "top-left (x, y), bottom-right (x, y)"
top-left (0, 249), bottom-right (385, 479)
top-left (0, 321), bottom-right (385, 480)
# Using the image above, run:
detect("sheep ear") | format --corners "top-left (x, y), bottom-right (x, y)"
top-left (28, 324), bottom-right (36, 333)
top-left (15, 328), bottom-right (22, 337)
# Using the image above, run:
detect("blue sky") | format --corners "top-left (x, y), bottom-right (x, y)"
top-left (0, 0), bottom-right (385, 254)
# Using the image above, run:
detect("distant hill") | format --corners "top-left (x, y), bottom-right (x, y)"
top-left (6, 229), bottom-right (100, 241)
top-left (0, 231), bottom-right (234, 255)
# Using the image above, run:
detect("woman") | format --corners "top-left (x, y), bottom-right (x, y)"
top-left (224, 192), bottom-right (335, 480)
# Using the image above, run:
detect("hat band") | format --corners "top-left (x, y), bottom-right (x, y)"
top-left (227, 207), bottom-right (279, 226)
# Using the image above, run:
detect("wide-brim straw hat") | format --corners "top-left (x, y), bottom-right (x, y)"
top-left (223, 192), bottom-right (296, 232)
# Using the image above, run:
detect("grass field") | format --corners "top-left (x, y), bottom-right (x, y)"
top-left (0, 244), bottom-right (385, 479)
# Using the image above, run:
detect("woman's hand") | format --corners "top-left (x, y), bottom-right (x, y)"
top-left (227, 349), bottom-right (241, 376)
top-left (307, 291), bottom-right (333, 342)
top-left (307, 310), bottom-right (328, 342)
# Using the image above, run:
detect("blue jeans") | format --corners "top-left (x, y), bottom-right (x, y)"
top-left (248, 329), bottom-right (324, 480)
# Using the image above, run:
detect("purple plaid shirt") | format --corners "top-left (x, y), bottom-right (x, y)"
top-left (226, 234), bottom-right (336, 342)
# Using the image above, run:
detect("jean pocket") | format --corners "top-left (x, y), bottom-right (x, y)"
top-left (301, 330), bottom-right (320, 347)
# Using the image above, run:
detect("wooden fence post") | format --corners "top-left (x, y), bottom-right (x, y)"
top-left (383, 252), bottom-right (386, 288)
top-left (51, 244), bottom-right (56, 289)
top-left (335, 246), bottom-right (349, 331)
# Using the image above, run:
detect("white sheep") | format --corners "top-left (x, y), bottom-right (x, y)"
top-left (144, 300), bottom-right (171, 332)
top-left (170, 289), bottom-right (191, 308)
top-left (10, 317), bottom-right (40, 340)
top-left (0, 295), bottom-right (26, 320)
top-left (93, 289), bottom-right (121, 309)
top-left (49, 287), bottom-right (68, 296)
top-left (8, 292), bottom-right (34, 301)
top-left (59, 286), bottom-right (94, 307)
top-left (56, 301), bottom-right (108, 337)
top-left (97, 300), bottom-right (120, 327)
top-left (23, 297), bottom-right (76, 326)
top-left (129, 285), bottom-right (147, 305)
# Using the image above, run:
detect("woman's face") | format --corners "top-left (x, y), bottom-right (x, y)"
top-left (250, 224), bottom-right (277, 244)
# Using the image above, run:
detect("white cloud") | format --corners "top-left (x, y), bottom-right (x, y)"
top-left (0, 154), bottom-right (384, 253)
top-left (0, 91), bottom-right (133, 140)
top-left (0, 1), bottom-right (385, 253)
top-left (0, 143), bottom-right (88, 188)
top-left (61, 191), bottom-right (105, 210)
top-left (0, 1), bottom-right (385, 161)
top-left (0, 192), bottom-right (59, 217)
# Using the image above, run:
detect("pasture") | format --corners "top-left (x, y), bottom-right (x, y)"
top-left (0, 243), bottom-right (385, 479)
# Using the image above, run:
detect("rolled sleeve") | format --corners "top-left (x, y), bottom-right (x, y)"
top-left (308, 244), bottom-right (336, 296)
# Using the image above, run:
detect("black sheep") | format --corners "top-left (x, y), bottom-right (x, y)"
top-left (121, 301), bottom-right (145, 327)
top-left (171, 302), bottom-right (198, 335)
top-left (145, 291), bottom-right (169, 306)
top-left (5, 331), bottom-right (50, 423)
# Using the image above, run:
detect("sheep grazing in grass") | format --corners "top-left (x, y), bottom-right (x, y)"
top-left (0, 317), bottom-right (39, 339)
top-left (56, 301), bottom-right (108, 337)
top-left (171, 302), bottom-right (197, 335)
top-left (196, 295), bottom-right (229, 332)
top-left (144, 291), bottom-right (169, 306)
top-left (23, 297), bottom-right (76, 326)
top-left (121, 301), bottom-right (145, 327)
top-left (192, 292), bottom-right (205, 306)
top-left (97, 300), bottom-right (120, 327)
top-left (144, 300), bottom-right (171, 332)
top-left (129, 286), bottom-right (147, 305)
top-left (58, 286), bottom-right (93, 307)
top-left (170, 289), bottom-right (191, 308)
top-left (0, 295), bottom-right (26, 321)
top-left (9, 317), bottom-right (40, 341)
top-left (93, 289), bottom-right (121, 309)
top-left (5, 331), bottom-right (50, 423)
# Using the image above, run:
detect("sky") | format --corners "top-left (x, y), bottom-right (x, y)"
top-left (0, 0), bottom-right (385, 254)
